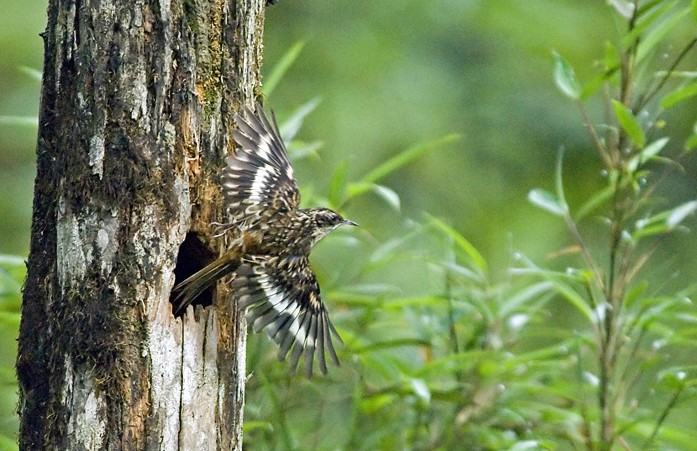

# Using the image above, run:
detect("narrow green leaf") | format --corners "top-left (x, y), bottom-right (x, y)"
top-left (608, 0), bottom-right (634, 19)
top-left (661, 81), bottom-right (697, 109)
top-left (552, 52), bottom-right (581, 100)
top-left (409, 378), bottom-right (431, 405)
top-left (371, 184), bottom-right (400, 211)
top-left (633, 200), bottom-right (697, 239)
top-left (263, 41), bottom-right (305, 98)
top-left (636, 0), bottom-right (673, 19)
top-left (344, 183), bottom-right (400, 211)
top-left (667, 200), bottom-right (697, 228)
top-left (685, 124), bottom-right (697, 151)
top-left (352, 338), bottom-right (431, 354)
top-left (575, 184), bottom-right (614, 221)
top-left (612, 100), bottom-right (646, 147)
top-left (361, 134), bottom-right (459, 185)
top-left (581, 63), bottom-right (619, 100)
top-left (344, 182), bottom-right (371, 202)
top-left (626, 137), bottom-right (669, 172)
top-left (279, 97), bottom-right (321, 142)
top-left (636, 7), bottom-right (691, 64)
top-left (512, 256), bottom-right (594, 321)
top-left (287, 140), bottom-right (323, 161)
top-left (624, 1), bottom-right (678, 51)
top-left (624, 280), bottom-right (649, 308)
top-left (359, 393), bottom-right (396, 414)
top-left (327, 161), bottom-right (348, 208)
top-left (551, 281), bottom-right (595, 322)
top-left (18, 65), bottom-right (42, 81)
top-left (243, 421), bottom-right (274, 433)
top-left (508, 440), bottom-right (545, 451)
top-left (499, 281), bottom-right (555, 316)
top-left (528, 189), bottom-right (566, 217)
top-left (693, 0), bottom-right (697, 22)
top-left (0, 116), bottom-right (38, 127)
top-left (426, 215), bottom-right (488, 274)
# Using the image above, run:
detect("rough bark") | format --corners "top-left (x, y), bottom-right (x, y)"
top-left (16, 0), bottom-right (265, 449)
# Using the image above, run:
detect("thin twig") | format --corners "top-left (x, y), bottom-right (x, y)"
top-left (636, 37), bottom-right (697, 113)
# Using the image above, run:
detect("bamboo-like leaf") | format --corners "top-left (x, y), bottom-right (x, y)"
top-left (499, 281), bottom-right (555, 317)
top-left (380, 296), bottom-right (447, 309)
top-left (667, 200), bottom-right (697, 228)
top-left (263, 40), bottom-right (305, 98)
top-left (344, 182), bottom-right (400, 211)
top-left (513, 256), bottom-right (594, 321)
top-left (352, 338), bottom-right (431, 354)
top-left (552, 52), bottom-right (581, 100)
top-left (288, 140), bottom-right (323, 161)
top-left (360, 134), bottom-right (459, 185)
top-left (371, 184), bottom-right (400, 211)
top-left (686, 129), bottom-right (697, 152)
top-left (528, 189), bottom-right (566, 217)
top-left (612, 100), bottom-right (646, 147)
top-left (426, 215), bottom-right (488, 274)
top-left (636, 6), bottom-right (691, 64)
top-left (575, 184), bottom-right (614, 221)
top-left (409, 378), bottom-right (431, 405)
top-left (327, 161), bottom-right (348, 208)
top-left (626, 137), bottom-right (669, 172)
top-left (344, 182), bottom-right (371, 203)
top-left (0, 116), bottom-right (38, 127)
top-left (608, 0), bottom-right (635, 19)
top-left (624, 0), bottom-right (678, 50)
top-left (633, 200), bottom-right (697, 239)
top-left (637, 0), bottom-right (673, 19)
top-left (18, 65), bottom-right (42, 81)
top-left (243, 421), bottom-right (274, 433)
top-left (279, 97), bottom-right (321, 143)
top-left (661, 81), bottom-right (697, 109)
top-left (624, 280), bottom-right (649, 308)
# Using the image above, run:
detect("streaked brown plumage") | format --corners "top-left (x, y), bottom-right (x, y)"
top-left (173, 104), bottom-right (355, 376)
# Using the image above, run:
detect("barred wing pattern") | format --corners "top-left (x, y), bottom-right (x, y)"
top-left (223, 105), bottom-right (301, 228)
top-left (233, 255), bottom-right (342, 377)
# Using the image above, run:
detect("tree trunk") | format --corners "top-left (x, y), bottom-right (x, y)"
top-left (16, 0), bottom-right (265, 449)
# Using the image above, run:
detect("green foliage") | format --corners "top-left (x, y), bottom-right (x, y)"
top-left (526, 2), bottom-right (697, 449)
top-left (2, 1), bottom-right (696, 450)
top-left (263, 40), bottom-right (306, 99)
top-left (245, 1), bottom-right (697, 450)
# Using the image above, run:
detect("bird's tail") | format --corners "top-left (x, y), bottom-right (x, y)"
top-left (172, 252), bottom-right (242, 316)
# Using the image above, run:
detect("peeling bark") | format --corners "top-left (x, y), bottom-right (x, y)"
top-left (17, 0), bottom-right (265, 449)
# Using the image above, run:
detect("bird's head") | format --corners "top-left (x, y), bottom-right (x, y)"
top-left (306, 208), bottom-right (357, 247)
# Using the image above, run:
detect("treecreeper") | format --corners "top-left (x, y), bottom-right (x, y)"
top-left (173, 103), bottom-right (356, 377)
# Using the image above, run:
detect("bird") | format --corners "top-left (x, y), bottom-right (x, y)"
top-left (173, 103), bottom-right (356, 376)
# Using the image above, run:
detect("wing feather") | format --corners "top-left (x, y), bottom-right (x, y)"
top-left (223, 104), bottom-right (300, 228)
top-left (234, 255), bottom-right (341, 375)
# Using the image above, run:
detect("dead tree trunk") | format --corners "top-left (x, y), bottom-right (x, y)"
top-left (17, 0), bottom-right (265, 449)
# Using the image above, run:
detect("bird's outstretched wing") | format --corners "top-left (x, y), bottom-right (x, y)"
top-left (223, 104), bottom-right (300, 228)
top-left (233, 255), bottom-right (342, 377)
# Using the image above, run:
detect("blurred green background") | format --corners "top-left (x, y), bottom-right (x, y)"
top-left (2, 0), bottom-right (695, 279)
top-left (1, 0), bottom-right (696, 449)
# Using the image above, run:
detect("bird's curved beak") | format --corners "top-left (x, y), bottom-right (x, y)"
top-left (342, 219), bottom-right (358, 227)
